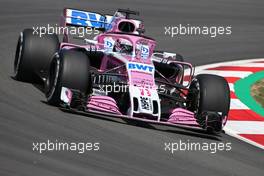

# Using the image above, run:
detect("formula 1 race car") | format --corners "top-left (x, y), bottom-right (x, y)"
top-left (13, 8), bottom-right (230, 133)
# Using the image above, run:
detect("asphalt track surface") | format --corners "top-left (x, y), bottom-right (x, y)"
top-left (0, 0), bottom-right (264, 175)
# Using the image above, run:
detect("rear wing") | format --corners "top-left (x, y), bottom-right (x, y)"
top-left (60, 8), bottom-right (145, 43)
top-left (61, 8), bottom-right (143, 32)
top-left (62, 8), bottom-right (113, 30)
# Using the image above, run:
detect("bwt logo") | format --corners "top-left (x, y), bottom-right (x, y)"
top-left (69, 10), bottom-right (105, 28)
top-left (128, 63), bottom-right (154, 72)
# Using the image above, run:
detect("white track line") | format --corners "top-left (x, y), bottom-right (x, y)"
top-left (229, 83), bottom-right (234, 92)
top-left (225, 121), bottom-right (264, 134)
top-left (236, 63), bottom-right (264, 67)
top-left (194, 58), bottom-right (264, 72)
top-left (230, 99), bottom-right (249, 110)
top-left (195, 70), bottom-right (252, 78)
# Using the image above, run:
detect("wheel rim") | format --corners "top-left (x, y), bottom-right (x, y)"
top-left (14, 32), bottom-right (23, 76)
top-left (187, 78), bottom-right (200, 114)
top-left (46, 54), bottom-right (60, 101)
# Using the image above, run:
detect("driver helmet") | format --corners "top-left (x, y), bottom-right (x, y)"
top-left (114, 38), bottom-right (133, 54)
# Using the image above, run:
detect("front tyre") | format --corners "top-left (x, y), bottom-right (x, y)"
top-left (187, 74), bottom-right (230, 132)
top-left (45, 50), bottom-right (91, 106)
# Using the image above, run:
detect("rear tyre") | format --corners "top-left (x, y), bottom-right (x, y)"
top-left (45, 50), bottom-right (91, 106)
top-left (14, 28), bottom-right (59, 83)
top-left (187, 74), bottom-right (230, 132)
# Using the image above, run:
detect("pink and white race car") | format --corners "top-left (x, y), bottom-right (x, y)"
top-left (13, 9), bottom-right (230, 133)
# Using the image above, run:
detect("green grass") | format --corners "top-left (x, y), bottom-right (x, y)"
top-left (251, 79), bottom-right (264, 108)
